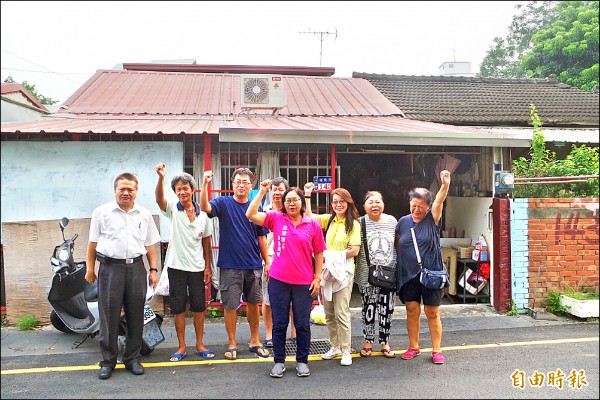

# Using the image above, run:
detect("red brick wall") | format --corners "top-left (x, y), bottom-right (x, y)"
top-left (527, 198), bottom-right (599, 308)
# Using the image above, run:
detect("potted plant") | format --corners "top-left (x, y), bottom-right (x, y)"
top-left (558, 285), bottom-right (599, 319)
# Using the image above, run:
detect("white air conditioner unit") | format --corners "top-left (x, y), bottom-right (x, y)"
top-left (240, 74), bottom-right (286, 108)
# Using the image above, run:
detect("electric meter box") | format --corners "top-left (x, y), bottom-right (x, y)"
top-left (494, 171), bottom-right (515, 196)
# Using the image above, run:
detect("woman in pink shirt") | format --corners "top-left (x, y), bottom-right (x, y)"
top-left (247, 180), bottom-right (326, 379)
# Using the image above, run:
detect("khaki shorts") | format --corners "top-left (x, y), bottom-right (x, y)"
top-left (219, 268), bottom-right (263, 310)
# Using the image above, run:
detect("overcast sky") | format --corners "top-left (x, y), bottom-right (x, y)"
top-left (1, 1), bottom-right (525, 104)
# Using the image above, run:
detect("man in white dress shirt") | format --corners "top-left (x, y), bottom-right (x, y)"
top-left (85, 172), bottom-right (161, 380)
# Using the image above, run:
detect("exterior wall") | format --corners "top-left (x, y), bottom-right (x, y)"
top-left (512, 198), bottom-right (599, 312)
top-left (438, 62), bottom-right (476, 77)
top-left (1, 98), bottom-right (46, 123)
top-left (0, 141), bottom-right (183, 242)
top-left (2, 218), bottom-right (161, 324)
top-left (511, 200), bottom-right (529, 310)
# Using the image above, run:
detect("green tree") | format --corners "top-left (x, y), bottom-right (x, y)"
top-left (512, 104), bottom-right (599, 198)
top-left (3, 76), bottom-right (59, 105)
top-left (480, 1), bottom-right (560, 78)
top-left (521, 1), bottom-right (599, 91)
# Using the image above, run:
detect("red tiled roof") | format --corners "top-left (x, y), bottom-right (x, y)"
top-left (62, 70), bottom-right (402, 117)
top-left (352, 73), bottom-right (599, 126)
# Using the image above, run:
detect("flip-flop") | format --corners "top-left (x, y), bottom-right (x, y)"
top-left (381, 348), bottom-right (396, 358)
top-left (169, 352), bottom-right (187, 362)
top-left (224, 348), bottom-right (237, 360)
top-left (264, 338), bottom-right (273, 348)
top-left (360, 347), bottom-right (372, 357)
top-left (248, 345), bottom-right (270, 358)
top-left (196, 349), bottom-right (215, 359)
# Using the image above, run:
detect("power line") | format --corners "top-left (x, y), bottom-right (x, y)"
top-left (1, 67), bottom-right (90, 75)
top-left (1, 48), bottom-right (82, 84)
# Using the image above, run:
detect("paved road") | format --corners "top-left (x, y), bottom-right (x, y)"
top-left (1, 305), bottom-right (598, 399)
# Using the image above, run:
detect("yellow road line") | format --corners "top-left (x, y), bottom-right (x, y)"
top-left (2, 336), bottom-right (598, 375)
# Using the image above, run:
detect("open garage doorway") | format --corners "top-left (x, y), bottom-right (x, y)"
top-left (337, 152), bottom-right (439, 219)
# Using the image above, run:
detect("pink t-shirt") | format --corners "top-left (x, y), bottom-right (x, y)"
top-left (263, 211), bottom-right (327, 285)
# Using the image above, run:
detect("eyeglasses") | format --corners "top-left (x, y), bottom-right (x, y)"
top-left (284, 198), bottom-right (302, 205)
top-left (232, 180), bottom-right (251, 187)
top-left (331, 200), bottom-right (347, 205)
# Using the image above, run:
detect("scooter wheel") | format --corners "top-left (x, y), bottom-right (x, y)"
top-left (50, 310), bottom-right (74, 334)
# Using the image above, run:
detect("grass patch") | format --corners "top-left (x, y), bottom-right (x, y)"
top-left (563, 289), bottom-right (599, 301)
top-left (15, 314), bottom-right (39, 330)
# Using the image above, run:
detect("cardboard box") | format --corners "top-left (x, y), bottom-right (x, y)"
top-left (453, 245), bottom-right (473, 259)
top-left (458, 268), bottom-right (487, 295)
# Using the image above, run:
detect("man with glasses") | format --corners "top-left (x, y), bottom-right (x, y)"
top-left (200, 168), bottom-right (270, 360)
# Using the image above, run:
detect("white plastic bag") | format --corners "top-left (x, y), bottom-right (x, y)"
top-left (154, 265), bottom-right (170, 296)
top-left (310, 293), bottom-right (326, 325)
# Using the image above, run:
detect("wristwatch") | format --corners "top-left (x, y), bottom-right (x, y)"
top-left (149, 268), bottom-right (158, 273)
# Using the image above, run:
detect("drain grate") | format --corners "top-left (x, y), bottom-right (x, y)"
top-left (285, 338), bottom-right (332, 357)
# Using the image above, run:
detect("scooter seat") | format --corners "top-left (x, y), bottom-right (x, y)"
top-left (84, 281), bottom-right (98, 302)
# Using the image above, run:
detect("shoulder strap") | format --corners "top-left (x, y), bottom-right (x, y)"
top-left (361, 216), bottom-right (370, 265)
top-left (410, 227), bottom-right (422, 268)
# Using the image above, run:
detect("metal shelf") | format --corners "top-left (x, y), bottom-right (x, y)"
top-left (455, 258), bottom-right (490, 304)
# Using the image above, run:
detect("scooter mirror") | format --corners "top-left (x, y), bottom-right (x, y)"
top-left (59, 217), bottom-right (69, 230)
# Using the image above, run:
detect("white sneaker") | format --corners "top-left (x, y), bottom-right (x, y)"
top-left (321, 347), bottom-right (342, 360)
top-left (340, 351), bottom-right (352, 366)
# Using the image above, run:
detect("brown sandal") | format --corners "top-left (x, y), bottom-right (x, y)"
top-left (381, 347), bottom-right (396, 358)
top-left (360, 346), bottom-right (372, 357)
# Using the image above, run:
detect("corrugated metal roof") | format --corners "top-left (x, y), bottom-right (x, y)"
top-left (0, 114), bottom-right (224, 135)
top-left (0, 113), bottom-right (482, 135)
top-left (123, 63), bottom-right (336, 76)
top-left (62, 70), bottom-right (402, 117)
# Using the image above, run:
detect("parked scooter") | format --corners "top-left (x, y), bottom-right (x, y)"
top-left (48, 217), bottom-right (164, 354)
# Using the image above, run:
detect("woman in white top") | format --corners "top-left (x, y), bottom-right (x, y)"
top-left (354, 191), bottom-right (398, 358)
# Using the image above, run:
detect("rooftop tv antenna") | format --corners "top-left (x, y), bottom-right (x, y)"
top-left (299, 28), bottom-right (338, 67)
top-left (452, 41), bottom-right (456, 62)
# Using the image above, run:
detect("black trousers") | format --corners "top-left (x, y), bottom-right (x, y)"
top-left (98, 259), bottom-right (146, 368)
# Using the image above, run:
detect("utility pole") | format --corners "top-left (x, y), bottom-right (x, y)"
top-left (299, 28), bottom-right (337, 67)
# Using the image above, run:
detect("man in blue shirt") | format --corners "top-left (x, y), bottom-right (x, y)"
top-left (200, 167), bottom-right (270, 359)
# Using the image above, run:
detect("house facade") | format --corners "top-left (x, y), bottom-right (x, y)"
top-left (1, 65), bottom-right (598, 319)
top-left (353, 72), bottom-right (599, 313)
